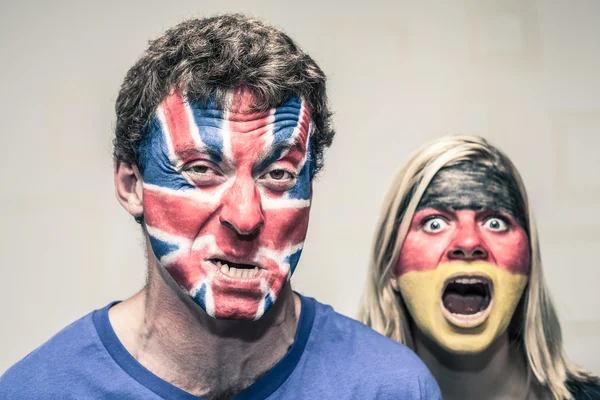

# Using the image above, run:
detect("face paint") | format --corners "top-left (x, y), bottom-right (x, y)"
top-left (395, 163), bottom-right (530, 354)
top-left (139, 88), bottom-right (313, 320)
top-left (418, 163), bottom-right (527, 229)
top-left (398, 261), bottom-right (527, 354)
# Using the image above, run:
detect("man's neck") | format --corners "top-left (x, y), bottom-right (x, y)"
top-left (108, 260), bottom-right (301, 399)
top-left (414, 330), bottom-right (542, 400)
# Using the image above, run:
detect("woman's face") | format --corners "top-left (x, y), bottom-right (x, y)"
top-left (393, 163), bottom-right (530, 354)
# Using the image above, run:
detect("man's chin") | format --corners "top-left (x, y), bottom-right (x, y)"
top-left (190, 285), bottom-right (277, 321)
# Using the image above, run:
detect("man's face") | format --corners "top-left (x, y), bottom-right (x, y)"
top-left (139, 89), bottom-right (313, 320)
top-left (394, 163), bottom-right (530, 354)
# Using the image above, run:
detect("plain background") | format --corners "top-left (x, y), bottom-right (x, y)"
top-left (1, 0), bottom-right (599, 375)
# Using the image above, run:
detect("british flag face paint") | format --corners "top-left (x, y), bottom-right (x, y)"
top-left (139, 89), bottom-right (313, 320)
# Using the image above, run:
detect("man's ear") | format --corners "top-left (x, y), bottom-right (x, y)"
top-left (114, 160), bottom-right (144, 219)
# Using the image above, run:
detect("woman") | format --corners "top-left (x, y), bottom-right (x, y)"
top-left (360, 135), bottom-right (599, 399)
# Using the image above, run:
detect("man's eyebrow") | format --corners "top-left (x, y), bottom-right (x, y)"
top-left (273, 135), bottom-right (306, 155)
top-left (175, 142), bottom-right (223, 163)
top-left (257, 135), bottom-right (306, 169)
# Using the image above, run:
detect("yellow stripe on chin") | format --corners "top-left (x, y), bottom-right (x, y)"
top-left (398, 261), bottom-right (528, 354)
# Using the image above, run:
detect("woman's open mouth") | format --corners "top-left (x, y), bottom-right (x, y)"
top-left (440, 274), bottom-right (493, 328)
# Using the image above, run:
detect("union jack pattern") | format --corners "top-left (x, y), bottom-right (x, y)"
top-left (139, 89), bottom-right (313, 320)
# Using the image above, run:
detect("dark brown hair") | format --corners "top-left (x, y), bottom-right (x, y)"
top-left (113, 13), bottom-right (334, 175)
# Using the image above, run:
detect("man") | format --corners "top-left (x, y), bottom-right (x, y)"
top-left (360, 135), bottom-right (600, 400)
top-left (1, 14), bottom-right (440, 399)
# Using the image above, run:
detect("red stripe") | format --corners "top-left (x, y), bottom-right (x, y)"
top-left (144, 188), bottom-right (310, 252)
top-left (167, 255), bottom-right (209, 291)
top-left (162, 92), bottom-right (195, 160)
top-left (144, 188), bottom-right (216, 239)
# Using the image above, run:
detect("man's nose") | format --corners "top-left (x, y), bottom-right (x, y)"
top-left (446, 221), bottom-right (490, 262)
top-left (219, 177), bottom-right (264, 237)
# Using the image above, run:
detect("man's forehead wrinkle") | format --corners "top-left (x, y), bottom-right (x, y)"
top-left (226, 93), bottom-right (303, 115)
top-left (273, 100), bottom-right (310, 140)
top-left (226, 109), bottom-right (273, 122)
top-left (168, 87), bottom-right (305, 116)
top-left (225, 99), bottom-right (304, 122)
top-left (272, 107), bottom-right (305, 119)
top-left (175, 142), bottom-right (222, 161)
top-left (271, 119), bottom-right (308, 135)
top-left (182, 100), bottom-right (306, 131)
top-left (184, 114), bottom-right (307, 136)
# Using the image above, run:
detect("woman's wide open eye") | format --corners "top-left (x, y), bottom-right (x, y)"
top-left (422, 217), bottom-right (450, 233)
top-left (482, 217), bottom-right (509, 232)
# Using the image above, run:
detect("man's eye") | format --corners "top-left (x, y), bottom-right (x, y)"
top-left (268, 170), bottom-right (291, 180)
top-left (259, 169), bottom-right (296, 192)
top-left (189, 165), bottom-right (209, 174)
top-left (184, 163), bottom-right (219, 176)
top-left (483, 217), bottom-right (508, 232)
top-left (181, 162), bottom-right (224, 187)
top-left (422, 217), bottom-right (449, 233)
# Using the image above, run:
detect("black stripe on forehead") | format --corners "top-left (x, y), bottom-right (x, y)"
top-left (418, 162), bottom-right (527, 229)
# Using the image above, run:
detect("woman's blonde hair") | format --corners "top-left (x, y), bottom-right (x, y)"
top-left (359, 134), bottom-right (596, 399)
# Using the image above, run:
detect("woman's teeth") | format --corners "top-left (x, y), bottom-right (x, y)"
top-left (451, 277), bottom-right (487, 285)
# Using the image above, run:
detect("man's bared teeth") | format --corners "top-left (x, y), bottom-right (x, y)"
top-left (217, 262), bottom-right (259, 278)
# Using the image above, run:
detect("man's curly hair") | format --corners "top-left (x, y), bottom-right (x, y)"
top-left (113, 13), bottom-right (334, 176)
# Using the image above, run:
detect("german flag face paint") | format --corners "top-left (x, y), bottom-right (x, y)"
top-left (395, 163), bottom-right (530, 354)
top-left (398, 261), bottom-right (527, 354)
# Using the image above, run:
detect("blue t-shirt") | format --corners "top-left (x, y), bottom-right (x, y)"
top-left (1, 294), bottom-right (441, 399)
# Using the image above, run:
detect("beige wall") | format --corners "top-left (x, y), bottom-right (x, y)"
top-left (1, 0), bottom-right (599, 374)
